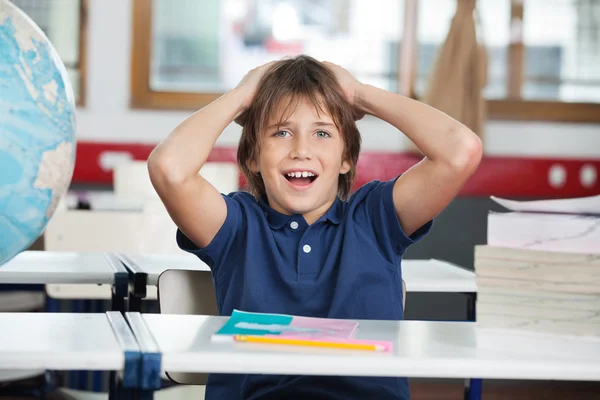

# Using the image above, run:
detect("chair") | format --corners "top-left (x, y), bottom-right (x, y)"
top-left (157, 269), bottom-right (219, 386)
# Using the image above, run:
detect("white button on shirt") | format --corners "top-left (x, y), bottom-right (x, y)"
top-left (303, 244), bottom-right (311, 253)
top-left (290, 221), bottom-right (299, 230)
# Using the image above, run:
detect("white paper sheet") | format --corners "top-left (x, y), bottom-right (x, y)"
top-left (490, 194), bottom-right (600, 215)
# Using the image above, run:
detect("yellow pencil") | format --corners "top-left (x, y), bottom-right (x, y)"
top-left (233, 335), bottom-right (386, 352)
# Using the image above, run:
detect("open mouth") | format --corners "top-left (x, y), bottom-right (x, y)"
top-left (283, 171), bottom-right (318, 187)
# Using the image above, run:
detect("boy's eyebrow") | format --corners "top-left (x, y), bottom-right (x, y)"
top-left (313, 121), bottom-right (336, 128)
top-left (266, 121), bottom-right (290, 130)
top-left (266, 121), bottom-right (336, 130)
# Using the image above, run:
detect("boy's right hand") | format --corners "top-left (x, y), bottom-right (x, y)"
top-left (235, 60), bottom-right (278, 110)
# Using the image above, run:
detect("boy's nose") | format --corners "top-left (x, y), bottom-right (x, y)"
top-left (289, 137), bottom-right (312, 160)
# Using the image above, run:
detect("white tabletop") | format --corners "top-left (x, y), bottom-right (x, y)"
top-left (117, 253), bottom-right (209, 286)
top-left (139, 314), bottom-right (600, 381)
top-left (118, 254), bottom-right (475, 293)
top-left (0, 312), bottom-right (136, 371)
top-left (0, 251), bottom-right (121, 284)
top-left (402, 259), bottom-right (476, 293)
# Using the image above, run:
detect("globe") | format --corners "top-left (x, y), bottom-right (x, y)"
top-left (0, 0), bottom-right (76, 266)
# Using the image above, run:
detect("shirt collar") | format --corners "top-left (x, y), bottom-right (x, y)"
top-left (322, 197), bottom-right (344, 224)
top-left (259, 196), bottom-right (344, 229)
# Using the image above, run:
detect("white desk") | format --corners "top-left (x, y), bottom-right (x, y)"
top-left (132, 313), bottom-right (600, 382)
top-left (403, 259), bottom-right (476, 293)
top-left (114, 253), bottom-right (209, 311)
top-left (0, 251), bottom-right (129, 311)
top-left (0, 312), bottom-right (140, 398)
top-left (0, 251), bottom-right (124, 285)
top-left (119, 255), bottom-right (475, 292)
top-left (116, 255), bottom-right (475, 305)
top-left (117, 253), bottom-right (208, 287)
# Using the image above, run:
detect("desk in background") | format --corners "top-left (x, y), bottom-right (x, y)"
top-left (0, 251), bottom-right (129, 312)
top-left (115, 253), bottom-right (207, 311)
top-left (403, 258), bottom-right (477, 320)
top-left (116, 255), bottom-right (476, 313)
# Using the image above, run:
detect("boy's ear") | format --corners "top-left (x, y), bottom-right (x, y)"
top-left (340, 160), bottom-right (351, 175)
top-left (247, 157), bottom-right (260, 174)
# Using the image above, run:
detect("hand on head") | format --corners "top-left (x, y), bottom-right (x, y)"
top-left (234, 60), bottom-right (278, 125)
top-left (320, 62), bottom-right (361, 106)
top-left (321, 61), bottom-right (366, 121)
top-left (235, 60), bottom-right (278, 109)
top-left (234, 57), bottom-right (365, 126)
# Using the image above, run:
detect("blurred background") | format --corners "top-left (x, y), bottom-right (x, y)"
top-left (18, 0), bottom-right (598, 270)
top-left (4, 0), bottom-right (600, 398)
top-left (13, 0), bottom-right (600, 151)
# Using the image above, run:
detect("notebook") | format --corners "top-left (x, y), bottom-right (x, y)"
top-left (211, 309), bottom-right (359, 342)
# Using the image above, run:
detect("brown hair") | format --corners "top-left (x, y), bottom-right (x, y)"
top-left (236, 55), bottom-right (361, 200)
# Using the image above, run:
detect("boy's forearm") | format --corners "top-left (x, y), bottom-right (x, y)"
top-left (148, 88), bottom-right (247, 183)
top-left (356, 84), bottom-right (481, 168)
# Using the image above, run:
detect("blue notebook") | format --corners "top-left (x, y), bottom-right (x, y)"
top-left (211, 309), bottom-right (359, 342)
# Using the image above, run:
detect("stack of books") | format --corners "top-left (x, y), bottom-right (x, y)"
top-left (474, 194), bottom-right (600, 337)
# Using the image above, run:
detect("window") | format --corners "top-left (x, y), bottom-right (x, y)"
top-left (522, 0), bottom-right (600, 103)
top-left (132, 0), bottom-right (405, 108)
top-left (150, 0), bottom-right (402, 93)
top-left (11, 0), bottom-right (87, 106)
top-left (131, 0), bottom-right (600, 122)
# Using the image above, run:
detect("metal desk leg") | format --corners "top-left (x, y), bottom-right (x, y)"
top-left (112, 287), bottom-right (126, 313)
top-left (108, 371), bottom-right (117, 400)
top-left (106, 253), bottom-right (130, 313)
top-left (113, 253), bottom-right (149, 312)
top-left (464, 377), bottom-right (482, 400)
top-left (109, 372), bottom-right (134, 400)
top-left (464, 292), bottom-right (481, 400)
top-left (134, 389), bottom-right (154, 400)
top-left (466, 292), bottom-right (476, 322)
top-left (127, 271), bottom-right (147, 312)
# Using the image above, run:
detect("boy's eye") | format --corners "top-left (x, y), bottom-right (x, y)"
top-left (274, 130), bottom-right (290, 138)
top-left (315, 130), bottom-right (330, 139)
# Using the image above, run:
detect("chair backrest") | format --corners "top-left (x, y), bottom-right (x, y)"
top-left (157, 269), bottom-right (218, 385)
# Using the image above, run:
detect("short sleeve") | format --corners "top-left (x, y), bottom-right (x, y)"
top-left (351, 177), bottom-right (433, 262)
top-left (176, 193), bottom-right (245, 271)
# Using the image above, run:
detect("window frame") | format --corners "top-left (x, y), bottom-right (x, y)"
top-left (8, 0), bottom-right (88, 106)
top-left (76, 0), bottom-right (87, 107)
top-left (129, 0), bottom-right (600, 122)
top-left (130, 0), bottom-right (221, 109)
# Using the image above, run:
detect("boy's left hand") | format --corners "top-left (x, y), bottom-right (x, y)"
top-left (322, 61), bottom-right (366, 120)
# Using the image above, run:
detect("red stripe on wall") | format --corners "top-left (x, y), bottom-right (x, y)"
top-left (72, 141), bottom-right (600, 198)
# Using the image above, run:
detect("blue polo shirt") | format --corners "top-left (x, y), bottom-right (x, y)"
top-left (177, 177), bottom-right (432, 400)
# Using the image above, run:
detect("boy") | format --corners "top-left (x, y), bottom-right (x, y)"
top-left (148, 55), bottom-right (482, 399)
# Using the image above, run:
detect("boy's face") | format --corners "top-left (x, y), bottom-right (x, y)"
top-left (249, 96), bottom-right (351, 223)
